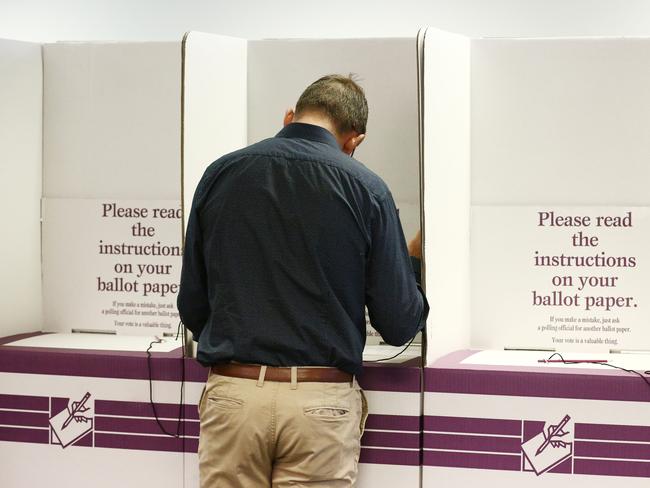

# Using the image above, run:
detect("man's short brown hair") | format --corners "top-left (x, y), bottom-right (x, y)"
top-left (295, 74), bottom-right (368, 135)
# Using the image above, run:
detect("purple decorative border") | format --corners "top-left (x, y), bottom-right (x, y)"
top-left (0, 331), bottom-right (50, 346)
top-left (366, 414), bottom-right (420, 431)
top-left (363, 431), bottom-right (420, 449)
top-left (95, 416), bottom-right (201, 437)
top-left (0, 393), bottom-right (421, 465)
top-left (574, 458), bottom-right (650, 478)
top-left (0, 426), bottom-right (49, 444)
top-left (358, 364), bottom-right (421, 393)
top-left (576, 423), bottom-right (650, 442)
top-left (95, 399), bottom-right (199, 420)
top-left (425, 367), bottom-right (650, 402)
top-left (94, 433), bottom-right (199, 453)
top-left (575, 440), bottom-right (650, 460)
top-left (424, 450), bottom-right (521, 471)
top-left (360, 448), bottom-right (420, 466)
top-left (0, 336), bottom-right (421, 393)
top-left (423, 415), bottom-right (650, 478)
top-left (0, 393), bottom-right (49, 411)
top-left (424, 415), bottom-right (521, 436)
top-left (425, 433), bottom-right (521, 454)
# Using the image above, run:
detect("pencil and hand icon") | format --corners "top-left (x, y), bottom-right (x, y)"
top-left (521, 414), bottom-right (573, 476)
top-left (536, 414), bottom-right (571, 455)
top-left (49, 392), bottom-right (94, 448)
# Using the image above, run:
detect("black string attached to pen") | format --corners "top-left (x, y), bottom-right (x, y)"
top-left (146, 320), bottom-right (186, 438)
top-left (545, 352), bottom-right (650, 389)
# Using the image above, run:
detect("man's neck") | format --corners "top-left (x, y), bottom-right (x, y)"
top-left (292, 113), bottom-right (342, 148)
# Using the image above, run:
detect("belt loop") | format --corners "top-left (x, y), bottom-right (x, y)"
top-left (290, 367), bottom-right (298, 390)
top-left (257, 365), bottom-right (267, 387)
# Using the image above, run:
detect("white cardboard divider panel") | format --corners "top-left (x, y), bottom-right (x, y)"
top-left (41, 198), bottom-right (183, 335)
top-left (421, 28), bottom-right (471, 363)
top-left (43, 42), bottom-right (181, 199)
top-left (472, 206), bottom-right (650, 351)
top-left (41, 42), bottom-right (184, 335)
top-left (470, 38), bottom-right (650, 353)
top-left (0, 39), bottom-right (43, 337)
top-left (182, 32), bottom-right (248, 230)
top-left (471, 39), bottom-right (650, 207)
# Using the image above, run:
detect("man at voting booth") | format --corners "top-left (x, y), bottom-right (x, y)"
top-left (178, 74), bottom-right (428, 487)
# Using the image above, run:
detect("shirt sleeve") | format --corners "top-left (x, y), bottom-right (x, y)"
top-left (177, 194), bottom-right (210, 341)
top-left (365, 193), bottom-right (429, 346)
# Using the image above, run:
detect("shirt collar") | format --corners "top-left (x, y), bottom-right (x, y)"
top-left (275, 122), bottom-right (340, 151)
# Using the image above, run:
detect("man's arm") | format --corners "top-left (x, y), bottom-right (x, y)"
top-left (365, 194), bottom-right (429, 345)
top-left (177, 201), bottom-right (210, 341)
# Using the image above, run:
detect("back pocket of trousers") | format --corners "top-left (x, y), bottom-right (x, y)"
top-left (304, 406), bottom-right (350, 419)
top-left (207, 396), bottom-right (244, 410)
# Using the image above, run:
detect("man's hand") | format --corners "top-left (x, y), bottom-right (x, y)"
top-left (407, 229), bottom-right (422, 259)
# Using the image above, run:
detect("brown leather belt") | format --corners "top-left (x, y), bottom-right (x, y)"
top-left (211, 363), bottom-right (352, 383)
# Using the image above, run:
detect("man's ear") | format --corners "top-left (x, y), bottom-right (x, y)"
top-left (283, 108), bottom-right (295, 127)
top-left (342, 133), bottom-right (365, 156)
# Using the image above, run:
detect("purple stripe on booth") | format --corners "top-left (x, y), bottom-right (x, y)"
top-left (0, 393), bottom-right (49, 411)
top-left (575, 441), bottom-right (650, 461)
top-left (358, 366), bottom-right (421, 393)
top-left (0, 426), bottom-right (49, 444)
top-left (364, 414), bottom-right (420, 431)
top-left (0, 347), bottom-right (196, 382)
top-left (576, 423), bottom-right (650, 443)
top-left (0, 410), bottom-right (49, 428)
top-left (424, 368), bottom-right (650, 402)
top-left (95, 415), bottom-right (200, 437)
top-left (424, 415), bottom-right (521, 436)
top-left (359, 447), bottom-right (420, 466)
top-left (0, 343), bottom-right (421, 391)
top-left (361, 431), bottom-right (420, 449)
top-left (94, 432), bottom-right (199, 453)
top-left (95, 399), bottom-right (199, 420)
top-left (423, 450), bottom-right (521, 471)
top-left (424, 433), bottom-right (521, 454)
top-left (574, 458), bottom-right (650, 478)
top-left (0, 331), bottom-right (49, 346)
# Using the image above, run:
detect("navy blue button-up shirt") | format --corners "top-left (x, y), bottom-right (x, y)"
top-left (178, 123), bottom-right (428, 375)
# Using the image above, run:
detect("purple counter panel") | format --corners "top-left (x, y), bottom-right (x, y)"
top-left (0, 332), bottom-right (191, 488)
top-left (422, 350), bottom-right (650, 488)
top-left (0, 333), bottom-right (422, 488)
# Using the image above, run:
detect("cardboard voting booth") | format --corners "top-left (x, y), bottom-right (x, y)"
top-left (1, 37), bottom-right (190, 488)
top-left (0, 33), bottom-right (423, 488)
top-left (4, 26), bottom-right (649, 488)
top-left (420, 29), bottom-right (650, 486)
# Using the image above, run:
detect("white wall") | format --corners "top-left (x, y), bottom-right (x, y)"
top-left (2, 0), bottom-right (650, 42)
top-left (0, 39), bottom-right (43, 336)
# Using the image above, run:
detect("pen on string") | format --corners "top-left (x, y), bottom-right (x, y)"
top-left (538, 359), bottom-right (608, 364)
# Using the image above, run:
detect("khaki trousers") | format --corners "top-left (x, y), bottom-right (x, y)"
top-left (198, 367), bottom-right (368, 488)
